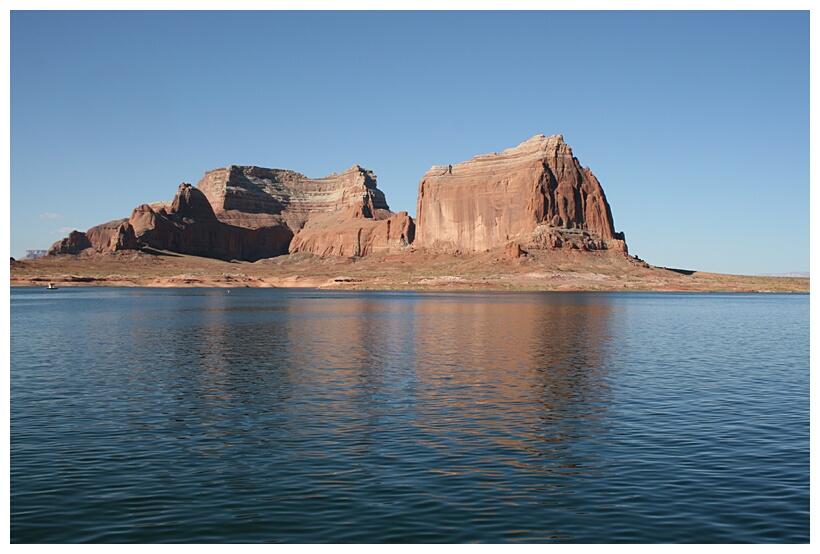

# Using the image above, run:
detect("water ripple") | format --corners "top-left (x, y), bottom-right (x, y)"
top-left (11, 289), bottom-right (809, 542)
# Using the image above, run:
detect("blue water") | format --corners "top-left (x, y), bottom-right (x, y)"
top-left (10, 288), bottom-right (809, 543)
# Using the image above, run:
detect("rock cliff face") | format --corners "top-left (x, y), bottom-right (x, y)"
top-left (48, 230), bottom-right (94, 256)
top-left (289, 210), bottom-right (415, 257)
top-left (85, 218), bottom-right (139, 252)
top-left (48, 135), bottom-right (625, 263)
top-left (416, 135), bottom-right (626, 254)
top-left (125, 183), bottom-right (293, 261)
top-left (197, 165), bottom-right (391, 231)
top-left (49, 166), bottom-right (412, 261)
top-left (195, 164), bottom-right (414, 257)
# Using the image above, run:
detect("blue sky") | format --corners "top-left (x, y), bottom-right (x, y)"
top-left (9, 10), bottom-right (810, 275)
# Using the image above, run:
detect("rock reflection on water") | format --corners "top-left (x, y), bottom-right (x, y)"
top-left (406, 295), bottom-right (615, 459)
top-left (12, 289), bottom-right (807, 543)
top-left (118, 291), bottom-right (620, 541)
top-left (125, 294), bottom-right (613, 540)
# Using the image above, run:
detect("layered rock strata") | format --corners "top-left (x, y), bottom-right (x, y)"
top-left (197, 165), bottom-right (391, 231)
top-left (125, 183), bottom-right (293, 260)
top-left (49, 135), bottom-right (625, 263)
top-left (197, 164), bottom-right (414, 257)
top-left (289, 210), bottom-right (415, 257)
top-left (49, 165), bottom-right (413, 261)
top-left (416, 135), bottom-right (626, 254)
top-left (50, 184), bottom-right (293, 261)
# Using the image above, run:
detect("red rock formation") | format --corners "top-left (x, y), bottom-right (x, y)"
top-left (197, 164), bottom-right (391, 232)
top-left (48, 135), bottom-right (627, 263)
top-left (48, 230), bottom-right (93, 255)
top-left (416, 135), bottom-right (627, 254)
top-left (49, 165), bottom-right (408, 262)
top-left (48, 184), bottom-right (291, 262)
top-left (197, 164), bottom-right (410, 258)
top-left (126, 183), bottom-right (293, 261)
top-left (289, 211), bottom-right (415, 257)
top-left (85, 219), bottom-right (139, 252)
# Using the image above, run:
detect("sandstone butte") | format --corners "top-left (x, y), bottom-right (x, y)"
top-left (48, 164), bottom-right (415, 261)
top-left (416, 134), bottom-right (627, 255)
top-left (44, 134), bottom-right (629, 264)
top-left (23, 135), bottom-right (806, 292)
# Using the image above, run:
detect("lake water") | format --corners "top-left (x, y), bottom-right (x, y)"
top-left (10, 288), bottom-right (809, 543)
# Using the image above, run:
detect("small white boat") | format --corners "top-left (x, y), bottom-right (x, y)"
top-left (46, 283), bottom-right (58, 290)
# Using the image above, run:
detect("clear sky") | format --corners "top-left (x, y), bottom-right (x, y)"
top-left (8, 10), bottom-right (810, 275)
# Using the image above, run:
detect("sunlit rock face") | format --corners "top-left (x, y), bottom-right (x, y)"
top-left (197, 164), bottom-right (413, 257)
top-left (48, 135), bottom-right (625, 262)
top-left (47, 230), bottom-right (94, 256)
top-left (289, 210), bottom-right (415, 257)
top-left (196, 164), bottom-right (391, 232)
top-left (415, 135), bottom-right (627, 254)
top-left (85, 218), bottom-right (140, 252)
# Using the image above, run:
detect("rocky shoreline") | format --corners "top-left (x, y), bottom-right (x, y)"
top-left (10, 248), bottom-right (809, 293)
top-left (18, 134), bottom-right (807, 293)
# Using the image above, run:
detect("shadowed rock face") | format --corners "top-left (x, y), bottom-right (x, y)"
top-left (121, 183), bottom-right (294, 261)
top-left (49, 166), bottom-right (410, 262)
top-left (194, 164), bottom-right (413, 258)
top-left (416, 135), bottom-right (627, 254)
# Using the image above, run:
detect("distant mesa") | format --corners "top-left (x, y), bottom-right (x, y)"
top-left (22, 249), bottom-right (48, 260)
top-left (47, 135), bottom-right (627, 262)
top-left (759, 272), bottom-right (810, 278)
